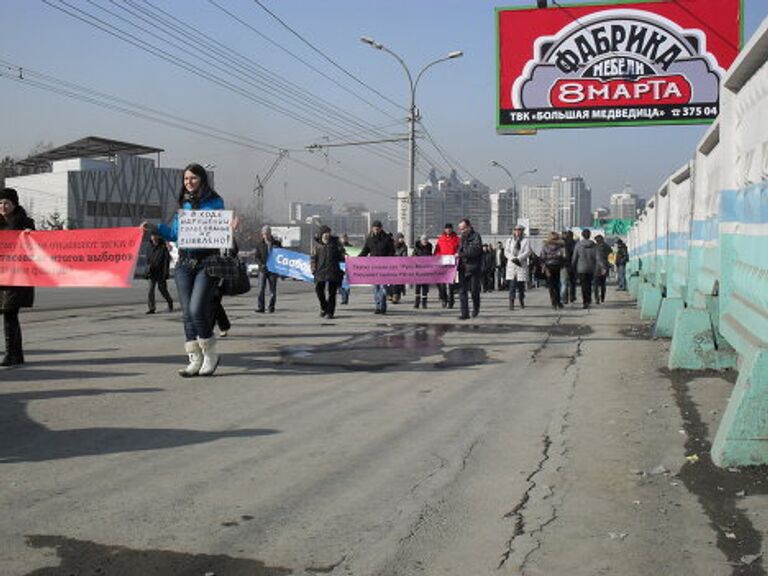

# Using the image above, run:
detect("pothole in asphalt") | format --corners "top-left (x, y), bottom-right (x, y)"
top-left (280, 323), bottom-right (590, 371)
top-left (22, 534), bottom-right (291, 576)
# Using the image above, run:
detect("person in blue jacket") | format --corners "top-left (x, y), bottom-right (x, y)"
top-left (142, 163), bottom-right (229, 377)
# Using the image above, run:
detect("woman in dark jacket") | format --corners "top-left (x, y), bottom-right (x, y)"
top-left (311, 226), bottom-right (345, 319)
top-left (0, 188), bottom-right (35, 367)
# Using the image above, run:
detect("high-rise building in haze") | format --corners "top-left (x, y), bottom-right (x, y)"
top-left (401, 170), bottom-right (491, 238)
top-left (490, 188), bottom-right (515, 235)
top-left (519, 184), bottom-right (556, 232)
top-left (289, 201), bottom-right (332, 223)
top-left (609, 186), bottom-right (640, 219)
top-left (519, 176), bottom-right (592, 233)
top-left (552, 176), bottom-right (592, 229)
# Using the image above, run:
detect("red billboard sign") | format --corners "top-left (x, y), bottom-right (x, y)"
top-left (497, 0), bottom-right (742, 131)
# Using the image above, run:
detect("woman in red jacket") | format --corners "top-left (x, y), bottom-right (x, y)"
top-left (433, 223), bottom-right (459, 308)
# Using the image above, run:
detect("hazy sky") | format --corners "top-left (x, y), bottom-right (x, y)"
top-left (2, 0), bottom-right (766, 220)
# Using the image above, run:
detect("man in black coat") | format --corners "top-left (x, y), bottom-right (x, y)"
top-left (145, 234), bottom-right (174, 314)
top-left (359, 220), bottom-right (395, 314)
top-left (457, 218), bottom-right (483, 320)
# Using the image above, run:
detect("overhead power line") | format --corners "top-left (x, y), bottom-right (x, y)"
top-left (0, 60), bottom-right (396, 200)
top-left (42, 0), bottom-right (411, 170)
top-left (206, 0), bottom-right (401, 122)
top-left (251, 0), bottom-right (405, 112)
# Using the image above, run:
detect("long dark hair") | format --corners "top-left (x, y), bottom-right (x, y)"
top-left (177, 163), bottom-right (214, 208)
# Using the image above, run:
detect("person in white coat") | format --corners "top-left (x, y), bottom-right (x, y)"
top-left (504, 224), bottom-right (531, 310)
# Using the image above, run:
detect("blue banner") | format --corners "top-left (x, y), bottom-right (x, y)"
top-left (266, 248), bottom-right (349, 288)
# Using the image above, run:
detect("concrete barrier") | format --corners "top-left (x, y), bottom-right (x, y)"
top-left (629, 17), bottom-right (768, 466)
top-left (710, 20), bottom-right (768, 466)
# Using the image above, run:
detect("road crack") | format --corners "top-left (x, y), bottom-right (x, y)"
top-left (498, 434), bottom-right (552, 569)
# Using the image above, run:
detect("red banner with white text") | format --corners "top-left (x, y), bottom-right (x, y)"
top-left (497, 0), bottom-right (742, 131)
top-left (0, 227), bottom-right (143, 287)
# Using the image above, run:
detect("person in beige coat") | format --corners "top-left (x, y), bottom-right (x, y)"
top-left (504, 224), bottom-right (531, 310)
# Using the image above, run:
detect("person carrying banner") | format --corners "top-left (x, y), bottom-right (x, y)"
top-left (434, 223), bottom-right (459, 309)
top-left (457, 218), bottom-right (483, 320)
top-left (145, 233), bottom-right (174, 315)
top-left (311, 225), bottom-right (346, 320)
top-left (388, 232), bottom-right (408, 303)
top-left (359, 220), bottom-right (395, 315)
top-left (412, 234), bottom-right (433, 309)
top-left (254, 225), bottom-right (282, 314)
top-left (0, 188), bottom-right (34, 367)
top-left (142, 163), bottom-right (231, 377)
top-left (505, 224), bottom-right (531, 310)
top-left (339, 233), bottom-right (353, 305)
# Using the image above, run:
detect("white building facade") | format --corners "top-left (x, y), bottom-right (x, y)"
top-left (6, 153), bottom-right (181, 230)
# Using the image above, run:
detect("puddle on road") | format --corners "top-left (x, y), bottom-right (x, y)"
top-left (665, 368), bottom-right (768, 575)
top-left (619, 323), bottom-right (655, 339)
top-left (23, 534), bottom-right (291, 576)
top-left (280, 323), bottom-right (590, 371)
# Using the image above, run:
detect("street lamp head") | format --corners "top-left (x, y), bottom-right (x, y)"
top-left (489, 160), bottom-right (499, 167)
top-left (448, 50), bottom-right (464, 59)
top-left (360, 36), bottom-right (383, 49)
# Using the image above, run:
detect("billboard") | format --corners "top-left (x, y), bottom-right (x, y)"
top-left (497, 0), bottom-right (742, 132)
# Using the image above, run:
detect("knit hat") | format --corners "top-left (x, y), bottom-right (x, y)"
top-left (261, 225), bottom-right (271, 234)
top-left (0, 188), bottom-right (19, 206)
top-left (371, 220), bottom-right (383, 228)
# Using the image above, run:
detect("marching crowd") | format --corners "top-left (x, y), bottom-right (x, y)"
top-left (1, 164), bottom-right (629, 375)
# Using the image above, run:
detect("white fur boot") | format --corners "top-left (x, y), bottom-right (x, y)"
top-left (198, 336), bottom-right (220, 376)
top-left (179, 340), bottom-right (203, 377)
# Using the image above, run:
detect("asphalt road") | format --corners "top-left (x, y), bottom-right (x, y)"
top-left (1, 283), bottom-right (763, 575)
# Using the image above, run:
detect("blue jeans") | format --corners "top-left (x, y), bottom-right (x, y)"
top-left (616, 264), bottom-right (627, 290)
top-left (174, 260), bottom-right (217, 341)
top-left (339, 286), bottom-right (350, 304)
top-left (257, 271), bottom-right (278, 312)
top-left (373, 284), bottom-right (387, 311)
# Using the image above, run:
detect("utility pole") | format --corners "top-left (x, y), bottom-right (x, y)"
top-left (254, 150), bottom-right (288, 226)
top-left (361, 37), bottom-right (462, 247)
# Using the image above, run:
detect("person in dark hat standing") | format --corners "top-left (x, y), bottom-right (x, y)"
top-left (359, 220), bottom-right (395, 314)
top-left (0, 188), bottom-right (35, 367)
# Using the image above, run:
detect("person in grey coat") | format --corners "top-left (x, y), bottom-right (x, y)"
top-left (571, 228), bottom-right (597, 309)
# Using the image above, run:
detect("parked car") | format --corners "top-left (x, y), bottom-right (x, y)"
top-left (247, 262), bottom-right (261, 277)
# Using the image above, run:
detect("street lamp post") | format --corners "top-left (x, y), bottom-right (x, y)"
top-left (361, 36), bottom-right (462, 247)
top-left (489, 161), bottom-right (537, 230)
